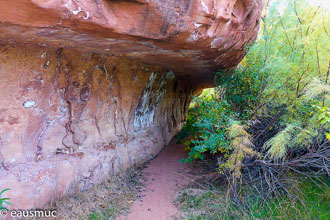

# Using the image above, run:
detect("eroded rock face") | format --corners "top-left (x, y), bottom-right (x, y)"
top-left (0, 0), bottom-right (263, 209)
top-left (0, 0), bottom-right (263, 85)
top-left (0, 46), bottom-right (192, 209)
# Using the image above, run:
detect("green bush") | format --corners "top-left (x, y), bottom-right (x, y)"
top-left (179, 93), bottom-right (232, 163)
top-left (179, 61), bottom-right (264, 162)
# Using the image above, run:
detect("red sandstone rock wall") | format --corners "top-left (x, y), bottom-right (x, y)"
top-left (0, 0), bottom-right (263, 209)
top-left (0, 0), bottom-right (263, 85)
top-left (0, 45), bottom-right (193, 209)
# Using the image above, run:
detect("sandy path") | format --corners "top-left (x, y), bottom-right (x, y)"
top-left (118, 139), bottom-right (192, 220)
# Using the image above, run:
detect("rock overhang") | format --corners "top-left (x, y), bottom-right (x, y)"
top-left (0, 0), bottom-right (263, 86)
top-left (0, 0), bottom-right (264, 209)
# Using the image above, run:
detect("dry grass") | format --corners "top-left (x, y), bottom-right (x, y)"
top-left (48, 166), bottom-right (143, 220)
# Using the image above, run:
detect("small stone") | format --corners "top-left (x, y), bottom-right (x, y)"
top-left (23, 100), bottom-right (35, 108)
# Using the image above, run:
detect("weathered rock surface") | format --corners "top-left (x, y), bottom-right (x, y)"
top-left (0, 0), bottom-right (263, 210)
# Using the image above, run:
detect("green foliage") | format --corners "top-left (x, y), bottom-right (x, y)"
top-left (215, 59), bottom-right (266, 119)
top-left (244, 0), bottom-right (329, 158)
top-left (263, 124), bottom-right (299, 159)
top-left (179, 60), bottom-right (264, 162)
top-left (314, 105), bottom-right (330, 126)
top-left (218, 123), bottom-right (260, 177)
top-left (178, 34), bottom-right (266, 163)
top-left (0, 189), bottom-right (12, 211)
top-left (312, 105), bottom-right (330, 141)
top-left (257, 0), bottom-right (330, 117)
top-left (179, 94), bottom-right (232, 163)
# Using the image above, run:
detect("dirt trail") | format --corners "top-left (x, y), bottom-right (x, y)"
top-left (118, 139), bottom-right (192, 220)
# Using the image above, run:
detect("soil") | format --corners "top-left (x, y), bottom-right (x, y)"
top-left (118, 139), bottom-right (193, 220)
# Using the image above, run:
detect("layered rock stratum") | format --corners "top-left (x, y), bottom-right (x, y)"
top-left (0, 0), bottom-right (263, 209)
